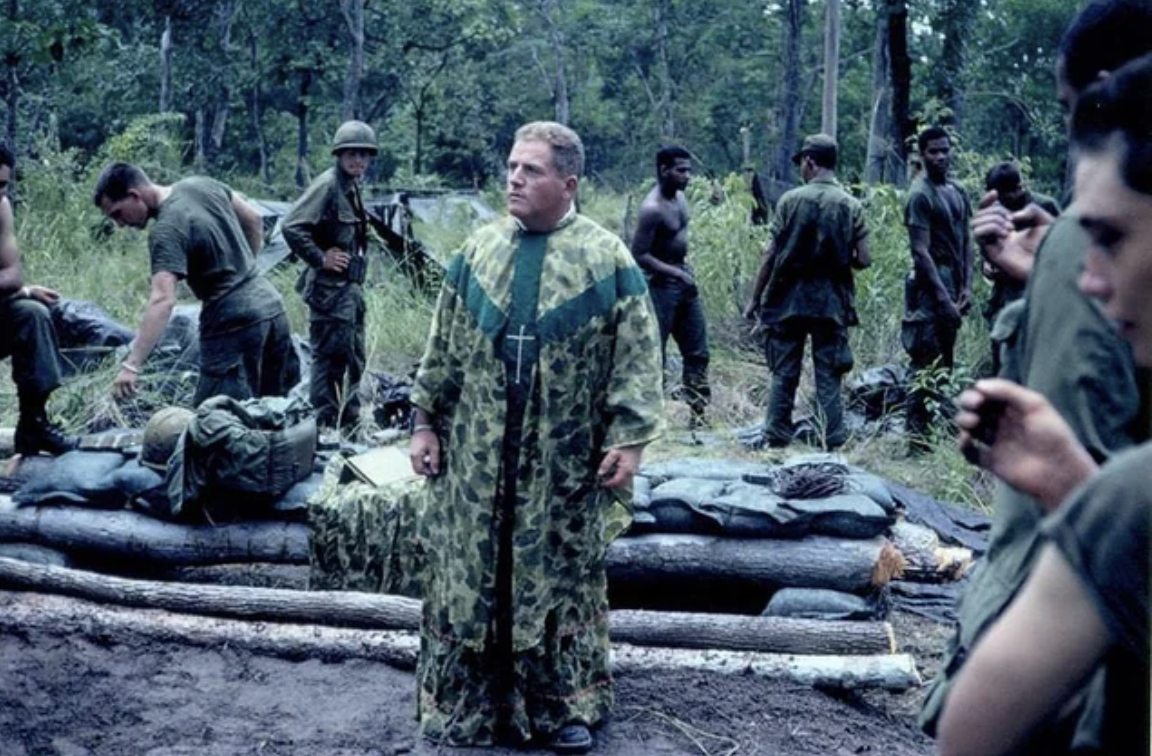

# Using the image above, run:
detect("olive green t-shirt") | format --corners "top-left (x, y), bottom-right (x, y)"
top-left (149, 176), bottom-right (283, 333)
top-left (904, 176), bottom-right (971, 315)
top-left (760, 176), bottom-right (867, 326)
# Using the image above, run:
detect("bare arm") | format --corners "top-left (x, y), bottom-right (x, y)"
top-left (114, 271), bottom-right (178, 399)
top-left (232, 195), bottom-right (264, 256)
top-left (938, 546), bottom-right (1112, 756)
top-left (0, 197), bottom-right (23, 296)
top-left (630, 203), bottom-right (690, 282)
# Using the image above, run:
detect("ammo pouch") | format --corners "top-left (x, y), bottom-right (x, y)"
top-left (346, 253), bottom-right (367, 285)
top-left (264, 418), bottom-right (318, 496)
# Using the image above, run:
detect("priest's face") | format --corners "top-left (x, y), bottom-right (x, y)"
top-left (506, 139), bottom-right (577, 232)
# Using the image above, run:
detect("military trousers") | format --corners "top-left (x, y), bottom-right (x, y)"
top-left (309, 289), bottom-right (366, 428)
top-left (195, 312), bottom-right (298, 406)
top-left (901, 314), bottom-right (959, 447)
top-left (763, 318), bottom-right (853, 448)
top-left (0, 297), bottom-right (64, 399)
top-left (649, 279), bottom-right (710, 421)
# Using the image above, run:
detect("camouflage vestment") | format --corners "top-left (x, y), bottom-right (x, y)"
top-left (410, 212), bottom-right (664, 745)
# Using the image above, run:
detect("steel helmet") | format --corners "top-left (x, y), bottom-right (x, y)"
top-left (140, 406), bottom-right (194, 472)
top-left (332, 120), bottom-right (379, 156)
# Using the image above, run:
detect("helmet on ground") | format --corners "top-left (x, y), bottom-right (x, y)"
top-left (332, 120), bottom-right (378, 156)
top-left (141, 407), bottom-right (195, 472)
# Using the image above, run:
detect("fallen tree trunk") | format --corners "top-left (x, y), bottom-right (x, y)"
top-left (0, 509), bottom-right (904, 592)
top-left (0, 558), bottom-right (895, 655)
top-left (0, 505), bottom-right (309, 565)
top-left (607, 534), bottom-right (905, 592)
top-left (0, 590), bottom-right (920, 690)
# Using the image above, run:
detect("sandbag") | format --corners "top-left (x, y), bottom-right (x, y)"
top-left (641, 458), bottom-right (772, 486)
top-left (12, 452), bottom-right (129, 509)
top-left (51, 298), bottom-right (136, 375)
top-left (642, 478), bottom-right (893, 539)
top-left (763, 587), bottom-right (887, 621)
top-left (0, 542), bottom-right (73, 567)
top-left (846, 364), bottom-right (907, 420)
top-left (271, 472), bottom-right (326, 521)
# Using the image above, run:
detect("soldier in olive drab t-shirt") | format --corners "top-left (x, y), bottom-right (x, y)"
top-left (94, 163), bottom-right (297, 405)
top-left (282, 120), bottom-right (378, 430)
top-left (744, 134), bottom-right (870, 449)
top-left (902, 126), bottom-right (973, 454)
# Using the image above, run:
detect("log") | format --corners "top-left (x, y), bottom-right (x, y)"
top-left (889, 520), bottom-right (974, 582)
top-left (609, 609), bottom-right (894, 655)
top-left (0, 505), bottom-right (309, 565)
top-left (606, 534), bottom-right (905, 592)
top-left (0, 590), bottom-right (920, 690)
top-left (0, 558), bottom-right (896, 656)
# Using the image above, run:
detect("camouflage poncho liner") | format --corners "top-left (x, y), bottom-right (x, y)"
top-left (410, 212), bottom-right (664, 744)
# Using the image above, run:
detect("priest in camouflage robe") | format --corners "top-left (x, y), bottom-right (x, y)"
top-left (407, 121), bottom-right (664, 753)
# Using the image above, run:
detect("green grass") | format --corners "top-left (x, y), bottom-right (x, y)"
top-left (3, 137), bottom-right (995, 507)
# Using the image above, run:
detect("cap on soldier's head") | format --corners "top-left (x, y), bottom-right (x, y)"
top-left (792, 133), bottom-right (838, 165)
top-left (332, 120), bottom-right (379, 156)
top-left (140, 406), bottom-right (195, 472)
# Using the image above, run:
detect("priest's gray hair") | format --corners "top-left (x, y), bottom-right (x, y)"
top-left (515, 121), bottom-right (585, 178)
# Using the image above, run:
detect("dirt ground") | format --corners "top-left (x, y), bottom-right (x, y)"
top-left (0, 605), bottom-right (948, 756)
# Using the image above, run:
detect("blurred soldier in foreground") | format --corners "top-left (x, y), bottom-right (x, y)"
top-left (408, 122), bottom-right (663, 753)
top-left (0, 143), bottom-right (77, 455)
top-left (283, 120), bottom-right (378, 431)
top-left (94, 163), bottom-right (297, 405)
top-left (631, 145), bottom-right (710, 427)
top-left (744, 134), bottom-right (870, 449)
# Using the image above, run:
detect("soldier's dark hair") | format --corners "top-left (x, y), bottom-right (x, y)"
top-left (806, 146), bottom-right (837, 170)
top-left (0, 143), bottom-right (13, 170)
top-left (656, 145), bottom-right (692, 173)
top-left (985, 161), bottom-right (1023, 193)
top-left (1071, 52), bottom-right (1152, 195)
top-left (917, 126), bottom-right (950, 154)
top-left (1060, 0), bottom-right (1152, 95)
top-left (93, 162), bottom-right (150, 207)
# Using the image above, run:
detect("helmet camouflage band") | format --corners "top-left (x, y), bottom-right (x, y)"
top-left (332, 120), bottom-right (379, 156)
top-left (140, 406), bottom-right (195, 472)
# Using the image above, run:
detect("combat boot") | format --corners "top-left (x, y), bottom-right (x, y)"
top-left (14, 415), bottom-right (78, 456)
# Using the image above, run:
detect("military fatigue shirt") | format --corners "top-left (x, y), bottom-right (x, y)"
top-left (760, 176), bottom-right (867, 327)
top-left (1042, 443), bottom-right (1150, 755)
top-left (282, 166), bottom-right (367, 321)
top-left (149, 176), bottom-right (283, 335)
top-left (903, 176), bottom-right (971, 320)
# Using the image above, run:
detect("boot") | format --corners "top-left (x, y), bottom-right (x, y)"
top-left (15, 392), bottom-right (78, 457)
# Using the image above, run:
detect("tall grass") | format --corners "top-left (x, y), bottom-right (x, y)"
top-left (2, 130), bottom-right (995, 505)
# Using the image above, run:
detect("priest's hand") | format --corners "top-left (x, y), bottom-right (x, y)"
top-left (410, 428), bottom-right (441, 477)
top-left (598, 444), bottom-right (643, 489)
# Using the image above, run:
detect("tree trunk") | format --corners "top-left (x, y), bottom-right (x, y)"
top-left (413, 103), bottom-right (425, 175)
top-left (248, 32), bottom-right (269, 186)
top-left (934, 0), bottom-right (977, 130)
top-left (160, 16), bottom-right (173, 113)
top-left (888, 520), bottom-right (974, 582)
top-left (821, 0), bottom-right (841, 139)
top-left (0, 590), bottom-right (921, 690)
top-left (340, 0), bottom-right (365, 120)
top-left (607, 534), bottom-right (905, 593)
top-left (0, 557), bottom-right (898, 656)
top-left (3, 0), bottom-right (18, 201)
top-left (547, 0), bottom-right (570, 126)
top-left (194, 107), bottom-right (208, 169)
top-left (653, 0), bottom-right (675, 139)
top-left (295, 69), bottom-right (312, 189)
top-left (887, 0), bottom-right (912, 185)
top-left (773, 0), bottom-right (805, 188)
top-left (864, 3), bottom-right (891, 184)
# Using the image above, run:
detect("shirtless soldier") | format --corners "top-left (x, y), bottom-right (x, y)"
top-left (631, 145), bottom-right (710, 426)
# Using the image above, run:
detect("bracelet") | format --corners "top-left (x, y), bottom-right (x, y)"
top-left (120, 362), bottom-right (141, 374)
top-left (412, 423), bottom-right (435, 434)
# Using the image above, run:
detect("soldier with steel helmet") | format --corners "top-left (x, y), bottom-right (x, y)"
top-left (282, 120), bottom-right (379, 431)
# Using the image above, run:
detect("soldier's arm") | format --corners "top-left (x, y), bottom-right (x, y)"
top-left (281, 181), bottom-right (330, 269)
top-left (852, 236), bottom-right (871, 270)
top-left (0, 197), bottom-right (24, 297)
top-left (231, 195), bottom-right (264, 256)
top-left (910, 226), bottom-right (956, 312)
top-left (744, 238), bottom-right (777, 319)
top-left (937, 546), bottom-right (1111, 756)
top-left (630, 203), bottom-right (689, 282)
top-left (125, 271), bottom-right (178, 370)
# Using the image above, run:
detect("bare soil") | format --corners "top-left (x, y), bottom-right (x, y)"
top-left (0, 607), bottom-right (945, 756)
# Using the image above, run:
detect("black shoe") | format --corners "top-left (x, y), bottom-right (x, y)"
top-left (14, 420), bottom-right (78, 457)
top-left (550, 723), bottom-right (593, 754)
